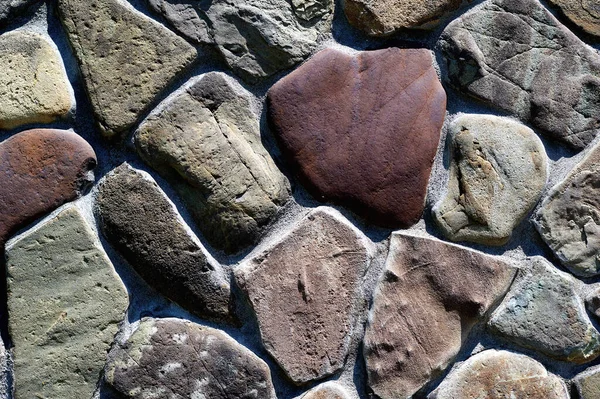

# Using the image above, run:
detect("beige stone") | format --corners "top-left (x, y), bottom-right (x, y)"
top-left (547, 0), bottom-right (600, 38)
top-left (301, 382), bottom-right (351, 398)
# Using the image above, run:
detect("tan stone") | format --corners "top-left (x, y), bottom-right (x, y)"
top-left (548, 0), bottom-right (600, 38)
top-left (574, 365), bottom-right (600, 399)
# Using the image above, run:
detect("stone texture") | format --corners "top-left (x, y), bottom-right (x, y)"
top-left (268, 48), bottom-right (446, 228)
top-left (292, 0), bottom-right (333, 21)
top-left (548, 0), bottom-right (600, 38)
top-left (6, 206), bottom-right (129, 399)
top-left (135, 73), bottom-right (290, 254)
top-left (96, 163), bottom-right (234, 324)
top-left (488, 257), bottom-right (600, 363)
top-left (105, 317), bottom-right (276, 399)
top-left (433, 114), bottom-right (548, 245)
top-left (58, 0), bottom-right (196, 137)
top-left (235, 207), bottom-right (373, 384)
top-left (574, 365), bottom-right (600, 399)
top-left (301, 382), bottom-right (351, 399)
top-left (439, 0), bottom-right (600, 150)
top-left (586, 287), bottom-right (600, 319)
top-left (428, 350), bottom-right (569, 399)
top-left (363, 232), bottom-right (516, 399)
top-left (0, 0), bottom-right (37, 25)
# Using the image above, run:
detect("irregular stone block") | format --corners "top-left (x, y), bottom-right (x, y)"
top-left (291, 0), bottom-right (333, 21)
top-left (439, 0), bottom-right (600, 150)
top-left (135, 73), bottom-right (290, 254)
top-left (547, 0), bottom-right (600, 38)
top-left (301, 382), bottom-right (351, 399)
top-left (363, 232), bottom-right (516, 399)
top-left (433, 114), bottom-right (548, 245)
top-left (574, 365), bottom-right (600, 399)
top-left (235, 207), bottom-right (373, 384)
top-left (105, 317), bottom-right (276, 399)
top-left (96, 163), bottom-right (234, 324)
top-left (268, 48), bottom-right (446, 228)
top-left (586, 287), bottom-right (600, 319)
top-left (6, 206), bottom-right (129, 399)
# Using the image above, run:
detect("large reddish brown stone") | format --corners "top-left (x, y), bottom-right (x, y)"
top-left (267, 48), bottom-right (446, 228)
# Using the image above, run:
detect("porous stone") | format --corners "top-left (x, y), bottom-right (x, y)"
top-left (135, 73), bottom-right (290, 254)
top-left (0, 31), bottom-right (72, 130)
top-left (488, 257), bottom-right (600, 363)
top-left (574, 365), bottom-right (600, 399)
top-left (268, 47), bottom-right (446, 228)
top-left (439, 0), bottom-right (600, 150)
top-left (105, 318), bottom-right (276, 399)
top-left (428, 350), bottom-right (569, 399)
top-left (433, 114), bottom-right (548, 245)
top-left (58, 0), bottom-right (196, 137)
top-left (301, 382), bottom-right (351, 399)
top-left (363, 232), bottom-right (516, 399)
top-left (96, 163), bottom-right (234, 324)
top-left (235, 207), bottom-right (373, 384)
top-left (547, 0), bottom-right (600, 38)
top-left (6, 206), bottom-right (129, 399)
top-left (0, 0), bottom-right (37, 25)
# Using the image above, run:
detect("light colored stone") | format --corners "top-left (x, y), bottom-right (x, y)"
top-left (0, 0), bottom-right (37, 23)
top-left (301, 382), bottom-right (351, 399)
top-left (574, 365), bottom-right (600, 399)
top-left (547, 0), bottom-right (600, 38)
top-left (292, 0), bottom-right (333, 21)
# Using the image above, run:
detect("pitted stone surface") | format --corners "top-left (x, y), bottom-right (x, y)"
top-left (488, 257), bottom-right (600, 363)
top-left (574, 365), bottom-right (600, 399)
top-left (7, 206), bottom-right (129, 399)
top-left (268, 47), bottom-right (446, 228)
top-left (105, 318), bottom-right (276, 399)
top-left (547, 0), bottom-right (600, 38)
top-left (301, 382), bottom-right (351, 398)
top-left (96, 163), bottom-right (234, 324)
top-left (235, 208), bottom-right (372, 384)
top-left (439, 0), bottom-right (600, 150)
top-left (135, 73), bottom-right (290, 254)
top-left (363, 232), bottom-right (516, 399)
top-left (58, 0), bottom-right (196, 137)
top-left (433, 114), bottom-right (548, 245)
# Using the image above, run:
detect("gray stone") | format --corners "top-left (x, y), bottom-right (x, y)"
top-left (0, 0), bottom-right (37, 25)
top-left (574, 365), bottom-right (600, 399)
top-left (292, 0), bottom-right (333, 21)
top-left (439, 0), bottom-right (600, 150)
top-left (586, 286), bottom-right (600, 319)
top-left (301, 382), bottom-right (351, 399)
top-left (433, 114), bottom-right (548, 245)
top-left (6, 206), bottom-right (129, 399)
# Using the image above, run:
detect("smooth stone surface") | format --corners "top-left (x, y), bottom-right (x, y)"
top-left (58, 0), bottom-right (196, 137)
top-left (548, 0), bottom-right (600, 38)
top-left (301, 382), bottom-right (351, 399)
top-left (96, 163), bottom-right (234, 324)
top-left (268, 47), bottom-right (446, 228)
top-left (105, 318), bottom-right (276, 399)
top-left (363, 232), bottom-right (516, 399)
top-left (235, 207), bottom-right (373, 384)
top-left (429, 350), bottom-right (569, 399)
top-left (488, 257), bottom-right (600, 363)
top-left (574, 365), bottom-right (600, 399)
top-left (6, 206), bottom-right (129, 399)
top-left (136, 73), bottom-right (290, 254)
top-left (433, 114), bottom-right (548, 245)
top-left (439, 0), bottom-right (600, 150)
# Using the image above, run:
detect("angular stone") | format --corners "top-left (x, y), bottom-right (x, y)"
top-left (433, 114), bottom-right (548, 245)
top-left (235, 208), bottom-right (373, 384)
top-left (0, 0), bottom-right (37, 24)
top-left (0, 129), bottom-right (96, 247)
top-left (548, 0), bottom-right (600, 38)
top-left (6, 206), bottom-right (129, 399)
top-left (429, 350), bottom-right (569, 399)
top-left (488, 257), bottom-right (600, 363)
top-left (58, 0), bottom-right (196, 137)
top-left (136, 73), bottom-right (290, 254)
top-left (105, 317), bottom-right (276, 399)
top-left (439, 0), bottom-right (600, 150)
top-left (574, 366), bottom-right (600, 399)
top-left (301, 382), bottom-right (351, 399)
top-left (292, 0), bottom-right (333, 21)
top-left (363, 232), bottom-right (516, 399)
top-left (586, 287), bottom-right (600, 319)
top-left (268, 48), bottom-right (446, 228)
top-left (96, 163), bottom-right (234, 323)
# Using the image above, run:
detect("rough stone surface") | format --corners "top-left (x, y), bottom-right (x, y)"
top-left (428, 350), bottom-right (569, 399)
top-left (439, 0), bottom-right (600, 150)
top-left (0, 0), bottom-right (37, 25)
top-left (105, 317), bottom-right (276, 399)
top-left (574, 365), bottom-right (600, 399)
top-left (292, 0), bottom-right (333, 21)
top-left (433, 114), bottom-right (548, 245)
top-left (301, 382), bottom-right (351, 399)
top-left (58, 0), bottom-right (196, 137)
top-left (136, 73), bottom-right (290, 254)
top-left (268, 47), bottom-right (446, 228)
top-left (6, 206), bottom-right (129, 399)
top-left (488, 257), bottom-right (600, 363)
top-left (586, 287), bottom-right (600, 319)
top-left (548, 0), bottom-right (600, 38)
top-left (363, 232), bottom-right (516, 399)
top-left (235, 207), bottom-right (373, 384)
top-left (96, 163), bottom-right (234, 324)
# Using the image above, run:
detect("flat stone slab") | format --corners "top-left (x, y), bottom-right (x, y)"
top-left (268, 47), bottom-right (446, 228)
top-left (547, 0), bottom-right (600, 38)
top-left (301, 382), bottom-right (351, 399)
top-left (574, 365), bottom-right (600, 399)
top-left (6, 206), bottom-right (129, 399)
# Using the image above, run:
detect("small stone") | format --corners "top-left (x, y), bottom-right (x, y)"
top-left (105, 317), bottom-right (276, 399)
top-left (439, 0), bottom-right (600, 150)
top-left (547, 0), bottom-right (600, 38)
top-left (96, 163), bottom-right (234, 324)
top-left (58, 0), bottom-right (196, 137)
top-left (6, 206), bottom-right (129, 399)
top-left (574, 365), bottom-right (600, 399)
top-left (301, 382), bottom-right (351, 399)
top-left (428, 350), bottom-right (569, 399)
top-left (488, 257), bottom-right (600, 363)
top-left (363, 232), bottom-right (516, 399)
top-left (268, 48), bottom-right (446, 228)
top-left (433, 114), bottom-right (548, 245)
top-left (135, 73), bottom-right (290, 254)
top-left (235, 207), bottom-right (373, 384)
